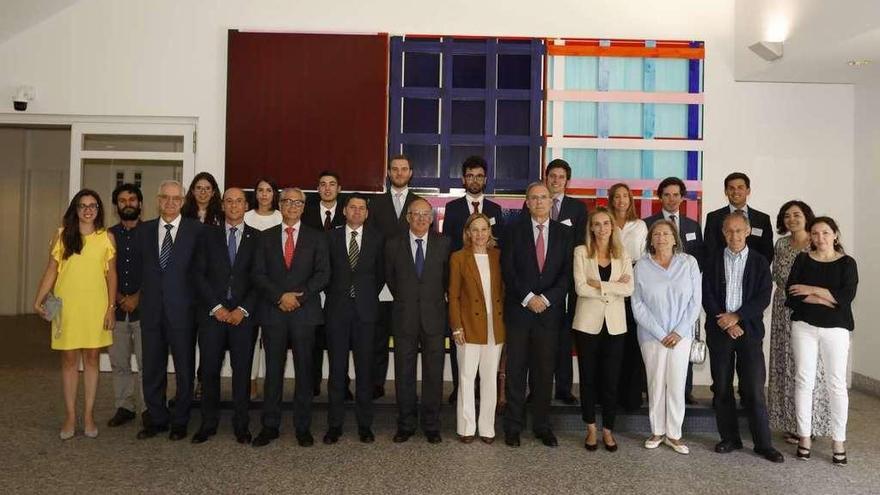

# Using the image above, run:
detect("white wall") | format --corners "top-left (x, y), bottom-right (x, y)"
top-left (0, 0), bottom-right (860, 382)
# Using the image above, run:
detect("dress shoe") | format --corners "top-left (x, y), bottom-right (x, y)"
top-left (107, 408), bottom-right (136, 427)
top-left (714, 440), bottom-right (744, 453)
top-left (345, 388), bottom-right (354, 402)
top-left (663, 437), bottom-right (690, 455)
top-left (504, 432), bottom-right (521, 447)
top-left (358, 428), bottom-right (375, 443)
top-left (84, 428), bottom-right (99, 439)
top-left (60, 430), bottom-right (75, 441)
top-left (234, 428), bottom-right (252, 444)
top-left (426, 431), bottom-right (442, 444)
top-left (555, 392), bottom-right (578, 406)
top-left (323, 427), bottom-right (342, 445)
top-left (603, 435), bottom-right (618, 452)
top-left (644, 435), bottom-right (664, 449)
top-left (479, 436), bottom-right (494, 444)
top-left (136, 424), bottom-right (169, 440)
top-left (755, 447), bottom-right (785, 463)
top-left (372, 385), bottom-right (385, 400)
top-left (832, 451), bottom-right (847, 466)
top-left (536, 431), bottom-right (558, 447)
top-left (252, 428), bottom-right (279, 447)
top-left (296, 430), bottom-right (314, 447)
top-left (191, 427), bottom-right (217, 444)
top-left (169, 427), bottom-right (188, 441)
top-left (459, 435), bottom-right (475, 444)
top-left (392, 429), bottom-right (414, 443)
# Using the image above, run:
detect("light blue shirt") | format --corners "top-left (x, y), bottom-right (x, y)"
top-left (225, 222), bottom-right (243, 251)
top-left (724, 246), bottom-right (749, 312)
top-left (632, 253), bottom-right (702, 343)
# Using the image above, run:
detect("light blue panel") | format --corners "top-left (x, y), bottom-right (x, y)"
top-left (563, 102), bottom-right (597, 135)
top-left (597, 149), bottom-right (609, 177)
top-left (606, 57), bottom-right (644, 91)
top-left (564, 57), bottom-right (598, 90)
top-left (653, 151), bottom-right (687, 178)
top-left (607, 150), bottom-right (642, 178)
top-left (641, 150), bottom-right (654, 179)
top-left (643, 103), bottom-right (655, 139)
top-left (654, 59), bottom-right (689, 92)
top-left (654, 104), bottom-right (688, 138)
top-left (607, 103), bottom-right (642, 136)
top-left (548, 56), bottom-right (555, 89)
top-left (547, 101), bottom-right (554, 135)
top-left (643, 58), bottom-right (656, 92)
top-left (563, 149), bottom-right (597, 178)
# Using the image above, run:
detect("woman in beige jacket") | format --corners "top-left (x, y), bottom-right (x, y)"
top-left (572, 207), bottom-right (634, 451)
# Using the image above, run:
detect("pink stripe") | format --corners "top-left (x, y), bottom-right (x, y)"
top-left (568, 179), bottom-right (703, 191)
top-left (547, 90), bottom-right (704, 105)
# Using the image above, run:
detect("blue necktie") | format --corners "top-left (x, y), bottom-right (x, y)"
top-left (414, 238), bottom-right (424, 278)
top-left (159, 224), bottom-right (173, 270)
top-left (227, 226), bottom-right (238, 265)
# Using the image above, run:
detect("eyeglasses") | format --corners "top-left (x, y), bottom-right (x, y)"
top-left (158, 195), bottom-right (184, 203)
top-left (279, 199), bottom-right (305, 207)
top-left (77, 203), bottom-right (99, 211)
top-left (408, 211), bottom-right (432, 219)
top-left (463, 174), bottom-right (486, 181)
top-left (194, 185), bottom-right (213, 193)
top-left (223, 198), bottom-right (247, 205)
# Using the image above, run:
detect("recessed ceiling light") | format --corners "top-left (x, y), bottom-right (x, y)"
top-left (847, 60), bottom-right (872, 67)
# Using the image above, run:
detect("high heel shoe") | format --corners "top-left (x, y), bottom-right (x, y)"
top-left (832, 451), bottom-right (847, 466)
top-left (603, 434), bottom-right (618, 453)
top-left (584, 428), bottom-right (598, 451)
top-left (796, 445), bottom-right (810, 460)
top-left (84, 428), bottom-right (99, 439)
top-left (59, 430), bottom-right (75, 441)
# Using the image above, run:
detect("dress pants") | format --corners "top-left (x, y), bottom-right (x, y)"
top-left (640, 336), bottom-right (691, 440)
top-left (618, 298), bottom-right (647, 409)
top-left (250, 327), bottom-right (264, 380)
top-left (504, 315), bottom-right (559, 435)
top-left (141, 309), bottom-right (196, 429)
top-left (109, 317), bottom-right (144, 413)
top-left (393, 322), bottom-right (445, 433)
top-left (456, 342), bottom-right (503, 437)
top-left (791, 321), bottom-right (850, 442)
top-left (554, 296), bottom-right (576, 397)
top-left (327, 301), bottom-right (375, 430)
top-left (197, 315), bottom-right (255, 431)
top-left (261, 320), bottom-right (316, 433)
top-left (707, 330), bottom-right (772, 449)
top-left (372, 302), bottom-right (393, 390)
top-left (574, 327), bottom-right (624, 429)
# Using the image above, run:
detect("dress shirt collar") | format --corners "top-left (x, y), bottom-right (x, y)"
top-left (320, 202), bottom-right (337, 217)
top-left (225, 221), bottom-right (243, 233)
top-left (409, 230), bottom-right (428, 243)
top-left (161, 214), bottom-right (181, 229)
top-left (531, 216), bottom-right (549, 231)
top-left (282, 220), bottom-right (301, 232)
top-left (728, 204), bottom-right (750, 216)
top-left (724, 245), bottom-right (749, 262)
top-left (662, 209), bottom-right (680, 221)
top-left (346, 224), bottom-right (364, 237)
top-left (391, 186), bottom-right (409, 199)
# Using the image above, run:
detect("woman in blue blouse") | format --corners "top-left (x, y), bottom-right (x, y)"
top-left (632, 220), bottom-right (701, 455)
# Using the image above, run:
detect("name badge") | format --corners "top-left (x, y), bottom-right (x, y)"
top-left (751, 227), bottom-right (763, 237)
top-left (489, 217), bottom-right (496, 226)
top-left (561, 219), bottom-right (573, 227)
top-left (685, 232), bottom-right (697, 241)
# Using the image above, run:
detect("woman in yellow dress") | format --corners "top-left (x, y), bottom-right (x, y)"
top-left (33, 189), bottom-right (117, 440)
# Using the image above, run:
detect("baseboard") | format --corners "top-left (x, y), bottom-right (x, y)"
top-left (852, 372), bottom-right (880, 398)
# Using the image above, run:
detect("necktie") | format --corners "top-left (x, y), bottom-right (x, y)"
top-left (227, 226), bottom-right (238, 265)
top-left (414, 238), bottom-right (425, 278)
top-left (284, 226), bottom-right (296, 269)
top-left (323, 210), bottom-right (332, 230)
top-left (551, 199), bottom-right (560, 222)
top-left (394, 193), bottom-right (403, 219)
top-left (348, 231), bottom-right (360, 297)
top-left (159, 224), bottom-right (173, 270)
top-left (669, 214), bottom-right (677, 230)
top-left (535, 224), bottom-right (546, 272)
top-left (471, 201), bottom-right (480, 214)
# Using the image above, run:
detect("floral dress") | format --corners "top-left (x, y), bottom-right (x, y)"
top-left (768, 236), bottom-right (831, 435)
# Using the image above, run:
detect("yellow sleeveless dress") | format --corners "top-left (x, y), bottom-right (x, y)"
top-left (51, 230), bottom-right (116, 350)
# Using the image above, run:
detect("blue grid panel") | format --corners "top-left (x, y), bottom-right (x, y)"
top-left (404, 52), bottom-right (441, 88)
top-left (448, 145), bottom-right (486, 178)
top-left (451, 100), bottom-right (486, 135)
top-left (495, 146), bottom-right (531, 180)
top-left (607, 103), bottom-right (642, 136)
top-left (606, 150), bottom-right (642, 178)
top-left (563, 102), bottom-right (598, 135)
top-left (654, 104), bottom-right (688, 138)
top-left (564, 149), bottom-right (598, 178)
top-left (563, 56), bottom-right (598, 90)
top-left (654, 59), bottom-right (689, 92)
top-left (653, 151), bottom-right (687, 179)
top-left (452, 54), bottom-right (487, 88)
top-left (606, 57), bottom-right (644, 91)
top-left (403, 143), bottom-right (440, 178)
top-left (498, 54), bottom-right (532, 89)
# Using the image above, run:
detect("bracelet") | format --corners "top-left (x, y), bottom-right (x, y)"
top-left (452, 330), bottom-right (463, 335)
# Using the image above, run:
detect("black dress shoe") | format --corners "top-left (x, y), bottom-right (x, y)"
top-left (323, 427), bottom-right (342, 444)
top-left (372, 385), bottom-right (385, 400)
top-left (392, 430), bottom-right (414, 443)
top-left (345, 388), bottom-right (354, 402)
top-left (504, 432), bottom-right (521, 447)
top-left (296, 431), bottom-right (314, 447)
top-left (715, 440), bottom-right (744, 453)
top-left (755, 447), bottom-right (785, 463)
top-left (169, 427), bottom-right (188, 441)
top-left (358, 428), bottom-right (375, 443)
top-left (252, 428), bottom-right (279, 447)
top-left (107, 408), bottom-right (136, 427)
top-left (191, 428), bottom-right (216, 444)
top-left (136, 424), bottom-right (168, 440)
top-left (425, 431), bottom-right (442, 444)
top-left (234, 429), bottom-right (252, 444)
top-left (536, 431), bottom-right (558, 447)
top-left (555, 392), bottom-right (578, 406)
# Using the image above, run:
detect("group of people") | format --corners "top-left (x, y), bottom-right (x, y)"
top-left (33, 156), bottom-right (858, 466)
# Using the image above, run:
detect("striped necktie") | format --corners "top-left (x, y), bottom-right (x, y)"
top-left (159, 224), bottom-right (173, 269)
top-left (348, 230), bottom-right (359, 297)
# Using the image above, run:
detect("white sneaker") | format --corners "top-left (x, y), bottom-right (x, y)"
top-left (663, 437), bottom-right (690, 455)
top-left (644, 435), bottom-right (664, 449)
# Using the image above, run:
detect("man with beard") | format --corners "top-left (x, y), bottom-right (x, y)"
top-left (106, 183), bottom-right (145, 428)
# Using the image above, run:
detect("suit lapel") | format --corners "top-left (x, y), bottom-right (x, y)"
top-left (464, 250), bottom-right (486, 302)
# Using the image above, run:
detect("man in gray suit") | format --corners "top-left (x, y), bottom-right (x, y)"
top-left (384, 198), bottom-right (450, 444)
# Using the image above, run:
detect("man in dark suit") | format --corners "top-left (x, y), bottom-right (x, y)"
top-left (521, 159), bottom-right (586, 405)
top-left (136, 179), bottom-right (203, 441)
top-left (441, 155), bottom-right (505, 403)
top-left (703, 212), bottom-right (783, 463)
top-left (251, 188), bottom-right (330, 448)
top-left (503, 182), bottom-right (573, 447)
top-left (323, 194), bottom-right (384, 445)
top-left (367, 154), bottom-right (422, 399)
top-left (704, 172), bottom-right (774, 264)
top-left (644, 176), bottom-right (705, 404)
top-left (385, 198), bottom-right (450, 444)
top-left (190, 188), bottom-right (259, 445)
top-left (302, 171), bottom-right (349, 399)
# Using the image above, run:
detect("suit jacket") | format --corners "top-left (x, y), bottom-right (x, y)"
top-left (368, 190), bottom-right (423, 241)
top-left (138, 217), bottom-right (203, 330)
top-left (252, 223), bottom-right (331, 326)
top-left (448, 247), bottom-right (505, 345)
top-left (521, 195), bottom-right (588, 246)
top-left (702, 249), bottom-right (772, 339)
top-left (501, 216), bottom-right (573, 328)
top-left (572, 246), bottom-right (634, 335)
top-left (302, 197), bottom-right (346, 232)
top-left (384, 231), bottom-right (450, 336)
top-left (644, 212), bottom-right (706, 271)
top-left (324, 225), bottom-right (385, 324)
top-left (193, 224), bottom-right (260, 318)
top-left (703, 205), bottom-right (774, 264)
top-left (442, 196), bottom-right (505, 252)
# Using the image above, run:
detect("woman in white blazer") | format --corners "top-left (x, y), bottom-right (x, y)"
top-left (572, 207), bottom-right (634, 452)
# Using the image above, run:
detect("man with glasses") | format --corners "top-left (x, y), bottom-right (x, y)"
top-left (136, 179), bottom-right (204, 441)
top-left (252, 188), bottom-right (330, 448)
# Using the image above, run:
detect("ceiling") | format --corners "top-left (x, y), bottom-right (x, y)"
top-left (0, 0), bottom-right (81, 44)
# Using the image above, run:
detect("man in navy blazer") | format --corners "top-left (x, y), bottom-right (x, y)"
top-left (703, 212), bottom-right (783, 463)
top-left (704, 172), bottom-right (774, 264)
top-left (251, 188), bottom-right (330, 448)
top-left (136, 179), bottom-right (203, 441)
top-left (503, 182), bottom-right (573, 448)
top-left (191, 188), bottom-right (260, 445)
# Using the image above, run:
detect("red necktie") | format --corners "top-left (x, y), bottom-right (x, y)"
top-left (471, 201), bottom-right (480, 214)
top-left (536, 224), bottom-right (546, 272)
top-left (284, 226), bottom-right (296, 269)
top-left (323, 210), bottom-right (332, 230)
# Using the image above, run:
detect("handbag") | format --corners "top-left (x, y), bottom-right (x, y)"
top-left (689, 321), bottom-right (706, 364)
top-left (42, 293), bottom-right (63, 339)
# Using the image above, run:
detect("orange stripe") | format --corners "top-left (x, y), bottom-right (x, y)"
top-left (547, 44), bottom-right (704, 59)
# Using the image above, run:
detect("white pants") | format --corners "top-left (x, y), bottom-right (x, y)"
top-left (791, 321), bottom-right (850, 442)
top-left (640, 337), bottom-right (691, 440)
top-left (456, 342), bottom-right (503, 437)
